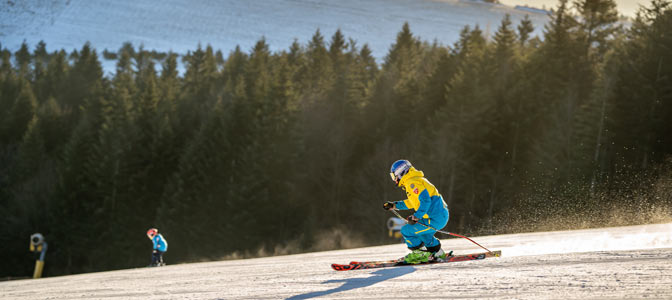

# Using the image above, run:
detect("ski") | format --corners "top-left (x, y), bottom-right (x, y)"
top-left (331, 250), bottom-right (501, 271)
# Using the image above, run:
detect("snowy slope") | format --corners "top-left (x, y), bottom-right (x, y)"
top-left (2, 223), bottom-right (671, 299)
top-left (1, 0), bottom-right (549, 61)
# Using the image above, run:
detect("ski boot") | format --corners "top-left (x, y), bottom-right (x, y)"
top-left (426, 244), bottom-right (452, 262)
top-left (400, 249), bottom-right (432, 264)
top-left (429, 249), bottom-right (454, 262)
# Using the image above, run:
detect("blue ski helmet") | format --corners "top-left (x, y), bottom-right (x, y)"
top-left (390, 160), bottom-right (412, 185)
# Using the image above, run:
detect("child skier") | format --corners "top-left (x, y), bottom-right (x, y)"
top-left (146, 228), bottom-right (168, 267)
top-left (384, 159), bottom-right (451, 263)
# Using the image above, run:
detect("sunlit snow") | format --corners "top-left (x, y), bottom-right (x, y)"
top-left (2, 223), bottom-right (671, 299)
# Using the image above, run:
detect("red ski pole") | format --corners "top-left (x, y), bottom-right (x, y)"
top-left (390, 209), bottom-right (493, 253)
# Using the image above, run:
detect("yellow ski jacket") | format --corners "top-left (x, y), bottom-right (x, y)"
top-left (394, 167), bottom-right (448, 222)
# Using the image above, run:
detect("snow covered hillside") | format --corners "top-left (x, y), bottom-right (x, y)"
top-left (1, 0), bottom-right (549, 63)
top-left (2, 223), bottom-right (671, 299)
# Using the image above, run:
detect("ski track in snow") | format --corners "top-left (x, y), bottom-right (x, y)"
top-left (2, 223), bottom-right (671, 299)
top-left (1, 0), bottom-right (549, 73)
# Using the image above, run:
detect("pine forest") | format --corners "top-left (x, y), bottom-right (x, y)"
top-left (1, 0), bottom-right (671, 276)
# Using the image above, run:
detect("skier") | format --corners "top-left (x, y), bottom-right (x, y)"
top-left (146, 228), bottom-right (168, 267)
top-left (384, 159), bottom-right (451, 264)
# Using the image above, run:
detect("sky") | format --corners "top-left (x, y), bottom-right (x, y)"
top-left (0, 0), bottom-right (550, 64)
top-left (498, 0), bottom-right (649, 17)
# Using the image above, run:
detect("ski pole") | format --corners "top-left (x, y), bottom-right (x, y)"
top-left (389, 209), bottom-right (493, 253)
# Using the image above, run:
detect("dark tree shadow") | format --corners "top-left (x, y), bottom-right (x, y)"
top-left (286, 267), bottom-right (415, 300)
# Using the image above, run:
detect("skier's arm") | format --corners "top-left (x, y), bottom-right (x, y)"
top-left (413, 189), bottom-right (431, 219)
top-left (158, 236), bottom-right (167, 251)
top-left (394, 200), bottom-right (410, 210)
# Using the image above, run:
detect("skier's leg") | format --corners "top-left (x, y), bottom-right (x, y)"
top-left (420, 234), bottom-right (440, 249)
top-left (421, 209), bottom-right (450, 259)
top-left (151, 251), bottom-right (159, 266)
top-left (400, 223), bottom-right (438, 263)
top-left (400, 223), bottom-right (435, 249)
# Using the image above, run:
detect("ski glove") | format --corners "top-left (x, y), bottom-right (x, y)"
top-left (383, 201), bottom-right (395, 210)
top-left (406, 215), bottom-right (419, 225)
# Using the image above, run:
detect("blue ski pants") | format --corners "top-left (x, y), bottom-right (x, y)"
top-left (400, 208), bottom-right (449, 249)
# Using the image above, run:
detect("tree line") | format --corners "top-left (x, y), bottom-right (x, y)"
top-left (1, 0), bottom-right (671, 277)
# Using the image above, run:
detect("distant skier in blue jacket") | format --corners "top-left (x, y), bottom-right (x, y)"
top-left (384, 160), bottom-right (451, 263)
top-left (146, 228), bottom-right (168, 267)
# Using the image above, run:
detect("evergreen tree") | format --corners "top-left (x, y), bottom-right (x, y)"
top-left (329, 29), bottom-right (348, 79)
top-left (366, 22), bottom-right (424, 144)
top-left (15, 42), bottom-right (31, 80)
top-left (43, 50), bottom-right (70, 106)
top-left (14, 117), bottom-right (45, 180)
top-left (299, 29), bottom-right (334, 102)
top-left (63, 43), bottom-right (104, 124)
top-left (182, 44), bottom-right (219, 104)
top-left (37, 97), bottom-right (65, 154)
top-left (158, 98), bottom-right (235, 260)
top-left (359, 44), bottom-right (378, 85)
top-left (568, 0), bottom-right (621, 182)
top-left (344, 42), bottom-right (377, 108)
top-left (282, 40), bottom-right (304, 110)
top-left (0, 50), bottom-right (19, 143)
top-left (431, 25), bottom-right (491, 228)
top-left (114, 47), bottom-right (136, 91)
top-left (481, 14), bottom-right (520, 218)
top-left (517, 14), bottom-right (536, 46)
top-left (490, 14), bottom-right (518, 95)
top-left (607, 0), bottom-right (672, 174)
top-left (33, 41), bottom-right (50, 102)
top-left (574, 0), bottom-right (620, 60)
top-left (245, 38), bottom-right (272, 102)
top-left (523, 0), bottom-right (582, 186)
top-left (52, 112), bottom-right (100, 274)
top-left (6, 80), bottom-right (38, 143)
top-left (179, 44), bottom-right (220, 137)
top-left (159, 52), bottom-right (180, 107)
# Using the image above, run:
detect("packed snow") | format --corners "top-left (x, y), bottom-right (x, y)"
top-left (2, 223), bottom-right (671, 299)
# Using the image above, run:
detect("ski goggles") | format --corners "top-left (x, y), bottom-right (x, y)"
top-left (390, 172), bottom-right (400, 183)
